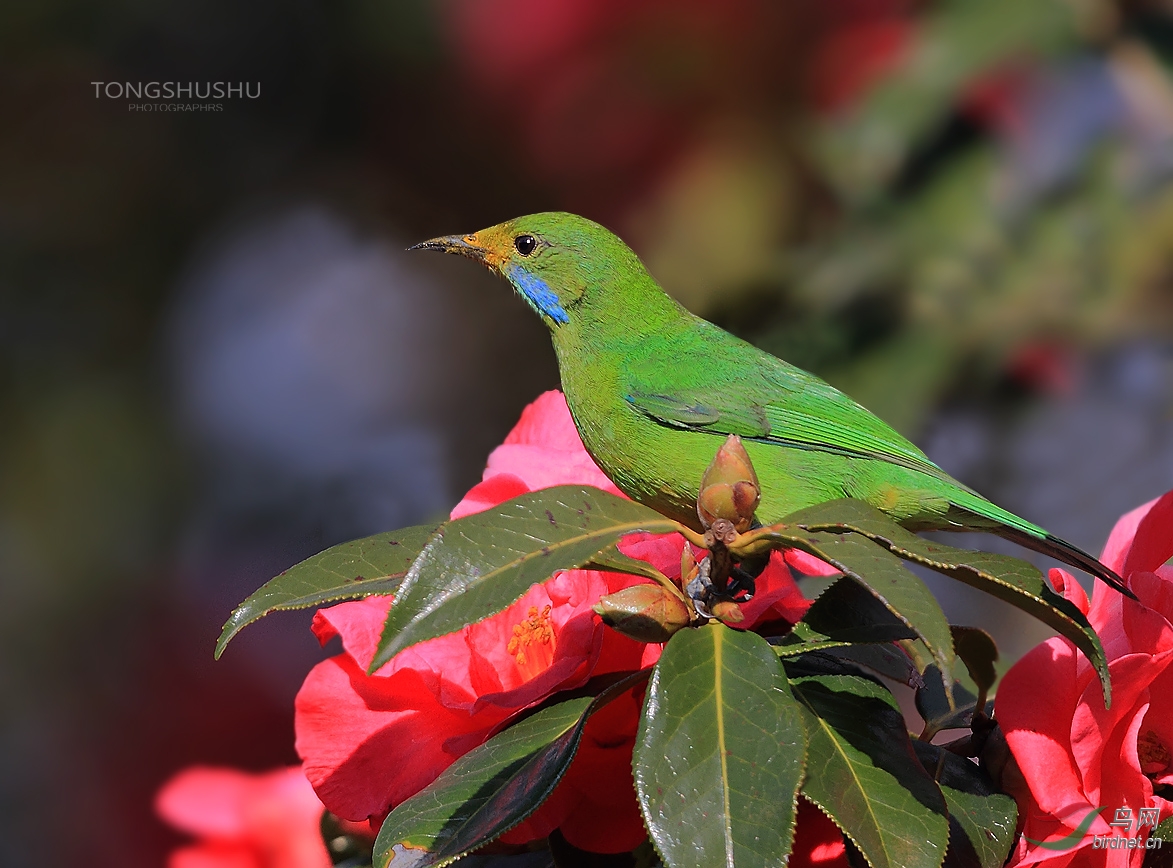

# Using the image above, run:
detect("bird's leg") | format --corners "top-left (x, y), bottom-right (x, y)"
top-left (726, 563), bottom-right (762, 600)
top-left (725, 518), bottom-right (766, 599)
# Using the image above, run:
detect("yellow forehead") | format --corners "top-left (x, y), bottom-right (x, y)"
top-left (462, 223), bottom-right (517, 271)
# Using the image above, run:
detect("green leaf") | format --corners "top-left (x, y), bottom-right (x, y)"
top-left (372, 486), bottom-right (680, 670)
top-left (915, 665), bottom-right (980, 739)
top-left (776, 614), bottom-right (923, 692)
top-left (772, 626), bottom-right (855, 658)
top-left (782, 650), bottom-right (892, 683)
top-left (775, 582), bottom-right (924, 684)
top-left (215, 524), bottom-right (438, 659)
top-left (912, 743), bottom-right (1017, 868)
top-left (950, 627), bottom-right (998, 698)
top-left (1148, 816), bottom-right (1173, 868)
top-left (774, 578), bottom-right (919, 658)
top-left (373, 672), bottom-right (649, 868)
top-left (753, 523), bottom-right (955, 698)
top-left (584, 544), bottom-right (675, 584)
top-left (373, 697), bottom-right (588, 868)
top-left (820, 643), bottom-right (924, 688)
top-left (792, 673), bottom-right (949, 868)
top-left (898, 639), bottom-right (934, 674)
top-left (635, 624), bottom-right (808, 868)
top-left (786, 498), bottom-right (1110, 707)
top-left (801, 575), bottom-right (922, 643)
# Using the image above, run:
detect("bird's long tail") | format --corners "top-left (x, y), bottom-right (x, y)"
top-left (946, 490), bottom-right (1136, 600)
top-left (992, 524), bottom-right (1135, 600)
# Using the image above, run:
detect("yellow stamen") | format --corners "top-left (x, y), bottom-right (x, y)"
top-left (507, 605), bottom-right (556, 680)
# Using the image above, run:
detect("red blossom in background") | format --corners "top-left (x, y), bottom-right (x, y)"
top-left (807, 19), bottom-right (911, 113)
top-left (997, 490), bottom-right (1173, 867)
top-left (438, 0), bottom-right (923, 215)
top-left (156, 766), bottom-right (348, 868)
top-left (441, 0), bottom-right (781, 187)
top-left (441, 0), bottom-right (918, 180)
top-left (295, 390), bottom-right (817, 854)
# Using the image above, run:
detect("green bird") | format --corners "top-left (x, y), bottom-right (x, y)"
top-left (412, 212), bottom-right (1132, 597)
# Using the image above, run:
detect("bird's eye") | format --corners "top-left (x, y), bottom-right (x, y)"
top-left (514, 234), bottom-right (537, 256)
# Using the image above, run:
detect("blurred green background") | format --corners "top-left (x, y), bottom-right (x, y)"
top-left (4, 1), bottom-right (1173, 865)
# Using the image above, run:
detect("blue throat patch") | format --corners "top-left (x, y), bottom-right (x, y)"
top-left (507, 265), bottom-right (569, 325)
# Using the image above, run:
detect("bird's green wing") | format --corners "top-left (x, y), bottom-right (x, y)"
top-left (620, 322), bottom-right (1129, 592)
top-left (620, 324), bottom-right (964, 488)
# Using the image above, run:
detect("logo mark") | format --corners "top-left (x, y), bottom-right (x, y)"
top-left (1025, 806), bottom-right (1164, 852)
top-left (1025, 807), bottom-right (1106, 851)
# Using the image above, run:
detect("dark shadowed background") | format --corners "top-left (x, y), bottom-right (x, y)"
top-left (4, 1), bottom-right (1173, 865)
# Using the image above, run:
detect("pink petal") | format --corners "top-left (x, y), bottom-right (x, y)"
top-left (169, 845), bottom-right (260, 868)
top-left (998, 638), bottom-right (1103, 824)
top-left (1090, 582), bottom-right (1173, 663)
top-left (1050, 568), bottom-right (1090, 616)
top-left (294, 655), bottom-right (505, 821)
top-left (311, 597), bottom-right (392, 671)
top-left (502, 391), bottom-right (586, 450)
top-left (450, 473), bottom-right (532, 519)
top-left (1070, 653), bottom-right (1163, 806)
top-left (1101, 490), bottom-right (1173, 579)
top-left (157, 767), bottom-right (331, 868)
top-left (314, 596), bottom-right (493, 696)
top-left (1138, 666), bottom-right (1173, 784)
top-left (617, 533), bottom-right (688, 576)
top-left (483, 443), bottom-right (620, 495)
top-left (784, 548), bottom-right (842, 577)
top-left (157, 767), bottom-right (257, 838)
top-left (1131, 569), bottom-right (1173, 627)
top-left (470, 391), bottom-right (623, 498)
top-left (296, 570), bottom-right (637, 823)
top-left (739, 551), bottom-right (811, 628)
top-left (1005, 814), bottom-right (1086, 868)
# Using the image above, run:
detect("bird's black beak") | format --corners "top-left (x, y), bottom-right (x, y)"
top-left (407, 235), bottom-right (488, 264)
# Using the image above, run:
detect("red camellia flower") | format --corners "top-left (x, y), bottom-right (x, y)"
top-left (295, 391), bottom-right (817, 854)
top-left (997, 490), bottom-right (1173, 867)
top-left (156, 766), bottom-right (338, 868)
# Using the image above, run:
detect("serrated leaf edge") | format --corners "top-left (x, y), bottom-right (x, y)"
top-left (793, 676), bottom-right (948, 868)
top-left (215, 524), bottom-right (441, 658)
top-left (373, 491), bottom-right (679, 668)
top-left (795, 518), bottom-right (1111, 707)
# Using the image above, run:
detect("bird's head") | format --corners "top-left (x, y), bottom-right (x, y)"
top-left (411, 212), bottom-right (670, 332)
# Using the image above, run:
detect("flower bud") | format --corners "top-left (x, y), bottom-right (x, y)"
top-left (697, 435), bottom-right (760, 532)
top-left (704, 518), bottom-right (739, 547)
top-left (709, 600), bottom-right (745, 626)
top-left (680, 545), bottom-right (698, 583)
top-left (593, 585), bottom-right (692, 643)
